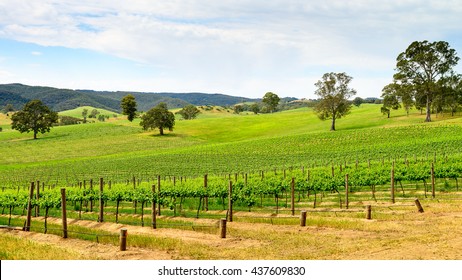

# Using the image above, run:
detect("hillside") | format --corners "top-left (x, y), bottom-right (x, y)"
top-left (0, 83), bottom-right (258, 112)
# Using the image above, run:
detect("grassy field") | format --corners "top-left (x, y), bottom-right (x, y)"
top-left (2, 104), bottom-right (462, 185)
top-left (2, 104), bottom-right (462, 260)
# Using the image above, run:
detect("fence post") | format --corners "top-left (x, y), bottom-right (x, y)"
top-left (157, 175), bottom-right (161, 216)
top-left (204, 174), bottom-right (208, 211)
top-left (365, 205), bottom-right (372, 220)
top-left (99, 178), bottom-right (104, 223)
top-left (61, 188), bottom-right (68, 238)
top-left (35, 180), bottom-right (40, 217)
top-left (391, 161), bottom-right (395, 204)
top-left (152, 184), bottom-right (157, 229)
top-left (431, 163), bottom-right (435, 199)
top-left (345, 174), bottom-right (349, 209)
top-left (300, 210), bottom-right (307, 227)
top-left (291, 177), bottom-right (295, 216)
top-left (228, 181), bottom-right (233, 222)
top-left (414, 199), bottom-right (424, 213)
top-left (120, 228), bottom-right (128, 251)
top-left (220, 218), bottom-right (227, 238)
top-left (25, 182), bottom-right (34, 232)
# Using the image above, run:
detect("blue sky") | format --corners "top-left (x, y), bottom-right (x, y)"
top-left (1, 0), bottom-right (461, 99)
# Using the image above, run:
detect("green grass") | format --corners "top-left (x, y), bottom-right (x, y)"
top-left (1, 104), bottom-right (462, 184)
top-left (59, 106), bottom-right (119, 119)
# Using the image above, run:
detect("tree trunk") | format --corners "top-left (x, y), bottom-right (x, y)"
top-left (330, 116), bottom-right (336, 131)
top-left (33, 130), bottom-right (37, 139)
top-left (159, 127), bottom-right (164, 135)
top-left (425, 95), bottom-right (432, 122)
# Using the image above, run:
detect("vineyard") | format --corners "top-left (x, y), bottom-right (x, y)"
top-left (2, 105), bottom-right (462, 259)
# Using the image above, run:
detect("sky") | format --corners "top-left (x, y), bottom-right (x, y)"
top-left (0, 0), bottom-right (461, 99)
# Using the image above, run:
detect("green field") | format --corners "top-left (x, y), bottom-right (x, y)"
top-left (1, 104), bottom-right (462, 185)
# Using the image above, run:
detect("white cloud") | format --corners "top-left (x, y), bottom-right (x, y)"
top-left (0, 0), bottom-right (461, 98)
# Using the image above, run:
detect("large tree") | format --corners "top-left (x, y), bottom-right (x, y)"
top-left (262, 92), bottom-right (280, 113)
top-left (140, 102), bottom-right (175, 135)
top-left (381, 83), bottom-right (402, 118)
top-left (313, 72), bottom-right (356, 131)
top-left (393, 40), bottom-right (460, 122)
top-left (11, 100), bottom-right (58, 139)
top-left (121, 94), bottom-right (137, 122)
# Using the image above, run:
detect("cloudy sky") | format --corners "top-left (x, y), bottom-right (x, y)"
top-left (0, 0), bottom-right (461, 99)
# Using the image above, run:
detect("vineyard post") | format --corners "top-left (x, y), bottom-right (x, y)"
top-left (228, 181), bottom-right (233, 222)
top-left (300, 210), bottom-right (307, 227)
top-left (120, 228), bottom-right (127, 251)
top-left (151, 184), bottom-right (156, 229)
top-left (366, 205), bottom-right (372, 220)
top-left (220, 218), bottom-right (227, 238)
top-left (414, 198), bottom-right (424, 213)
top-left (345, 174), bottom-right (349, 209)
top-left (204, 174), bottom-right (208, 211)
top-left (35, 180), bottom-right (40, 217)
top-left (98, 178), bottom-right (104, 223)
top-left (90, 179), bottom-right (93, 212)
top-left (291, 177), bottom-right (295, 216)
top-left (157, 175), bottom-right (161, 216)
top-left (331, 164), bottom-right (334, 177)
top-left (61, 188), bottom-right (68, 238)
top-left (245, 173), bottom-right (248, 186)
top-left (431, 163), bottom-right (435, 199)
top-left (391, 162), bottom-right (395, 204)
top-left (25, 182), bottom-right (34, 232)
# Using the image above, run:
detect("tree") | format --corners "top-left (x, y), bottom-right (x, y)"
top-left (11, 100), bottom-right (58, 139)
top-left (393, 40), bottom-right (460, 122)
top-left (140, 103), bottom-right (175, 135)
top-left (89, 109), bottom-right (100, 118)
top-left (313, 72), bottom-right (356, 131)
top-left (177, 104), bottom-right (200, 120)
top-left (352, 97), bottom-right (364, 107)
top-left (82, 108), bottom-right (88, 123)
top-left (381, 83), bottom-right (401, 118)
top-left (250, 103), bottom-right (260, 114)
top-left (121, 94), bottom-right (137, 122)
top-left (233, 105), bottom-right (244, 114)
top-left (262, 92), bottom-right (280, 113)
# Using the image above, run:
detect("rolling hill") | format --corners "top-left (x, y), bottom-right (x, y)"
top-left (0, 83), bottom-right (259, 112)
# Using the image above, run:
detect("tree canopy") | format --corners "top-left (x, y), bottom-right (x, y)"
top-left (140, 102), bottom-right (175, 135)
top-left (393, 40), bottom-right (460, 122)
top-left (313, 72), bottom-right (356, 131)
top-left (262, 92), bottom-right (280, 113)
top-left (11, 100), bottom-right (58, 139)
top-left (177, 104), bottom-right (200, 120)
top-left (121, 94), bottom-right (137, 122)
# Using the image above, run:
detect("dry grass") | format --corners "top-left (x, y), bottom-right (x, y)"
top-left (1, 198), bottom-right (462, 260)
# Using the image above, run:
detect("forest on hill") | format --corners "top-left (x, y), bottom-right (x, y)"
top-left (0, 83), bottom-right (259, 112)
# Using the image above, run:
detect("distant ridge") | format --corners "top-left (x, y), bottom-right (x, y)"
top-left (0, 83), bottom-right (259, 112)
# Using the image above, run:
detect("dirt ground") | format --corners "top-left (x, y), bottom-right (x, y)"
top-left (2, 200), bottom-right (462, 260)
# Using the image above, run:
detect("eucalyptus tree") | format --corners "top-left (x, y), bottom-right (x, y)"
top-left (313, 72), bottom-right (357, 131)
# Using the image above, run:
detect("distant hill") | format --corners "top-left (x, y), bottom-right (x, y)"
top-left (0, 83), bottom-right (259, 112)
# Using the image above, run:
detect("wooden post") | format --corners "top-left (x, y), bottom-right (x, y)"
top-left (414, 198), bottom-right (424, 213)
top-left (291, 177), bottom-right (295, 216)
top-left (99, 178), bottom-right (104, 222)
top-left (391, 162), bottom-right (395, 204)
top-left (90, 179), bottom-right (93, 212)
top-left (61, 188), bottom-right (68, 238)
top-left (157, 175), bottom-right (161, 216)
top-left (204, 174), bottom-right (208, 211)
top-left (366, 205), bottom-right (372, 220)
top-left (25, 182), bottom-right (34, 232)
top-left (35, 180), bottom-right (40, 217)
top-left (228, 181), bottom-right (233, 222)
top-left (120, 228), bottom-right (128, 251)
top-left (151, 184), bottom-right (156, 229)
top-left (220, 218), bottom-right (227, 238)
top-left (300, 210), bottom-right (307, 227)
top-left (345, 174), bottom-right (349, 209)
top-left (431, 163), bottom-right (435, 199)
top-left (245, 173), bottom-right (248, 186)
